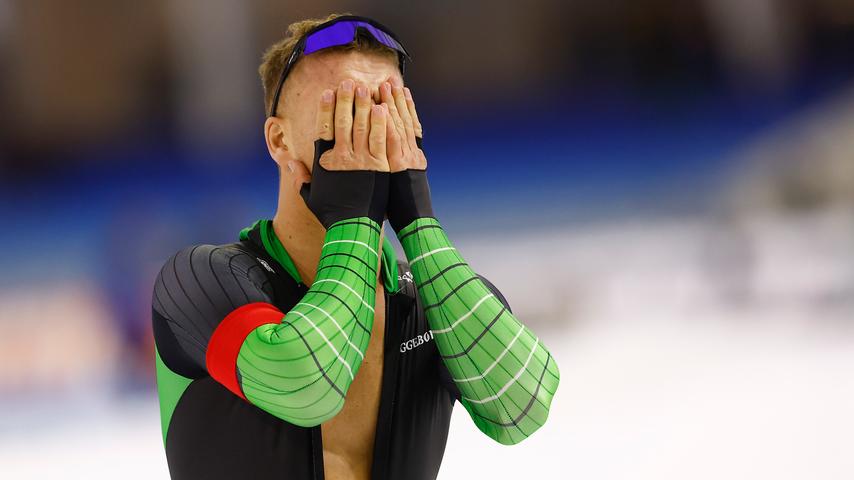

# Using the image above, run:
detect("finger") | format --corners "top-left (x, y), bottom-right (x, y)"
top-left (315, 89), bottom-right (335, 140)
top-left (353, 83), bottom-right (371, 155)
top-left (380, 81), bottom-right (406, 141)
top-left (403, 87), bottom-right (423, 139)
top-left (334, 79), bottom-right (355, 149)
top-left (369, 104), bottom-right (387, 162)
top-left (385, 104), bottom-right (405, 172)
top-left (391, 84), bottom-right (417, 149)
top-left (286, 160), bottom-right (311, 191)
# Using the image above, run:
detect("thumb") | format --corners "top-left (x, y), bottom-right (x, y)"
top-left (286, 160), bottom-right (311, 191)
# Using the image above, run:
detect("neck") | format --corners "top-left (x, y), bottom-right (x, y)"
top-left (272, 187), bottom-right (384, 287)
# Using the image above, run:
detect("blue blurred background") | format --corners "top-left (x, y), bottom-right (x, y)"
top-left (1, 1), bottom-right (853, 478)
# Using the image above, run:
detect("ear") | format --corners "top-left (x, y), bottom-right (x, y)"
top-left (264, 116), bottom-right (294, 168)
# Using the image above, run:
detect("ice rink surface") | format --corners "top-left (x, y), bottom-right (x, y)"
top-left (2, 212), bottom-right (852, 479)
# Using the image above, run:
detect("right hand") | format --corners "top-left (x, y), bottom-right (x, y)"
top-left (294, 79), bottom-right (392, 228)
top-left (317, 79), bottom-right (390, 172)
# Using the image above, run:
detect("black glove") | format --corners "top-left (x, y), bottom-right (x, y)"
top-left (387, 137), bottom-right (434, 232)
top-left (300, 139), bottom-right (389, 228)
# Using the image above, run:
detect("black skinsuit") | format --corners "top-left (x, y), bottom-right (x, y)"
top-left (152, 221), bottom-right (511, 479)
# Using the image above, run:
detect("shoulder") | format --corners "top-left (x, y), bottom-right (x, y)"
top-left (159, 243), bottom-right (259, 275)
top-left (476, 274), bottom-right (512, 313)
top-left (397, 259), bottom-right (512, 312)
top-left (152, 241), bottom-right (276, 377)
top-left (152, 242), bottom-right (274, 322)
top-left (156, 242), bottom-right (268, 286)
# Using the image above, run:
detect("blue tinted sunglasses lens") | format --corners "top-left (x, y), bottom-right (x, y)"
top-left (303, 20), bottom-right (408, 57)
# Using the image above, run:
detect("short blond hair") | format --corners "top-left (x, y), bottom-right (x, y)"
top-left (259, 13), bottom-right (398, 117)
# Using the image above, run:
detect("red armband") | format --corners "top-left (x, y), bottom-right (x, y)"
top-left (206, 302), bottom-right (282, 400)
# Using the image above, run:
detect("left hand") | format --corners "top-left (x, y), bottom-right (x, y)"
top-left (380, 77), bottom-right (427, 172)
top-left (381, 79), bottom-right (435, 232)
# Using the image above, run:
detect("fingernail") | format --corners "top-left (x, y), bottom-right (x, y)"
top-left (342, 79), bottom-right (354, 91)
top-left (356, 85), bottom-right (367, 98)
top-left (287, 161), bottom-right (295, 173)
top-left (404, 87), bottom-right (412, 100)
top-left (322, 89), bottom-right (333, 103)
top-left (382, 81), bottom-right (391, 93)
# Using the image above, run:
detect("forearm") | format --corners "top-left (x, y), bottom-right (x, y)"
top-left (211, 217), bottom-right (381, 427)
top-left (397, 214), bottom-right (560, 444)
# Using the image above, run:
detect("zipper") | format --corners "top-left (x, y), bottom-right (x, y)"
top-left (238, 235), bottom-right (324, 480)
top-left (369, 287), bottom-right (401, 480)
top-left (311, 425), bottom-right (324, 479)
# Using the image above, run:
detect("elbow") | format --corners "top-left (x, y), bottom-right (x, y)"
top-left (268, 402), bottom-right (345, 428)
top-left (471, 363), bottom-right (560, 446)
top-left (244, 380), bottom-right (348, 428)
top-left (236, 323), bottom-right (355, 427)
top-left (493, 350), bottom-right (561, 445)
top-left (489, 393), bottom-right (556, 446)
top-left (491, 430), bottom-right (531, 446)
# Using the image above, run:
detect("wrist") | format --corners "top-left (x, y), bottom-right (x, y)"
top-left (387, 169), bottom-right (434, 233)
top-left (301, 140), bottom-right (389, 228)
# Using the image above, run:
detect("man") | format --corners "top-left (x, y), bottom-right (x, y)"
top-left (152, 13), bottom-right (560, 480)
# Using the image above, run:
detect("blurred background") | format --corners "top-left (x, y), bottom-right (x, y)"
top-left (1, 0), bottom-right (853, 478)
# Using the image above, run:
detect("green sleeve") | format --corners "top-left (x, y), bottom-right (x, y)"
top-left (398, 217), bottom-right (560, 445)
top-left (154, 346), bottom-right (193, 445)
top-left (234, 217), bottom-right (381, 427)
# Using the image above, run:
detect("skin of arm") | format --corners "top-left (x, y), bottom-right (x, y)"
top-left (154, 80), bottom-right (394, 427)
top-left (380, 78), bottom-right (561, 444)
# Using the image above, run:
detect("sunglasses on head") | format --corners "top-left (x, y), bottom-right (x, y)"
top-left (268, 15), bottom-right (412, 118)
